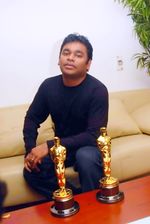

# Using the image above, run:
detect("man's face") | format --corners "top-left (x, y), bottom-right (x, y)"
top-left (59, 41), bottom-right (91, 79)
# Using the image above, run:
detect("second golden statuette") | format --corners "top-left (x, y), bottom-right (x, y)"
top-left (97, 127), bottom-right (124, 203)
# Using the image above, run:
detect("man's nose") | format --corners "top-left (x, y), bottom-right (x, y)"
top-left (67, 53), bottom-right (75, 61)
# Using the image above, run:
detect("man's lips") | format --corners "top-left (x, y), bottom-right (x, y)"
top-left (64, 64), bottom-right (76, 69)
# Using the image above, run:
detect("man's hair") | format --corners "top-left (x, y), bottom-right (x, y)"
top-left (60, 33), bottom-right (93, 61)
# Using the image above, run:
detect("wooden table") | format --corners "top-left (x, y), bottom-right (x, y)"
top-left (2, 175), bottom-right (150, 224)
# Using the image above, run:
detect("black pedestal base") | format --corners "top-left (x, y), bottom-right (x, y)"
top-left (96, 190), bottom-right (124, 204)
top-left (50, 201), bottom-right (79, 217)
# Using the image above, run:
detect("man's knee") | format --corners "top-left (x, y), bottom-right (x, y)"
top-left (75, 146), bottom-right (101, 169)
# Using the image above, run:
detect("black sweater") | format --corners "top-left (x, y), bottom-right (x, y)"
top-left (23, 74), bottom-right (108, 153)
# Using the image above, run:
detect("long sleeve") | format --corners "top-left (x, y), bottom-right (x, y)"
top-left (23, 81), bottom-right (49, 153)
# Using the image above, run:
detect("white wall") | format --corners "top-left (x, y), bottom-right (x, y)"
top-left (0, 0), bottom-right (150, 107)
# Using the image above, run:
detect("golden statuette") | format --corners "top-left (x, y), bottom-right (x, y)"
top-left (96, 127), bottom-right (124, 203)
top-left (50, 137), bottom-right (67, 196)
top-left (97, 127), bottom-right (111, 178)
top-left (49, 136), bottom-right (79, 217)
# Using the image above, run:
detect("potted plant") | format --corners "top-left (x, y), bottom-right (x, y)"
top-left (116, 0), bottom-right (150, 75)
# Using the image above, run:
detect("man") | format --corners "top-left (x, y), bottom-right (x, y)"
top-left (23, 33), bottom-right (108, 199)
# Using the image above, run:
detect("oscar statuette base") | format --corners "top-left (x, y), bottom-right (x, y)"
top-left (50, 188), bottom-right (80, 217)
top-left (96, 176), bottom-right (124, 204)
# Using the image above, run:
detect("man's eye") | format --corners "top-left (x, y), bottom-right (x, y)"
top-left (62, 51), bottom-right (69, 56)
top-left (76, 54), bottom-right (82, 58)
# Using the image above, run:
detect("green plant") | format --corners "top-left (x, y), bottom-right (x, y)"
top-left (116, 0), bottom-right (150, 75)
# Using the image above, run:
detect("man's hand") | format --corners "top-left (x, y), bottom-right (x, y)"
top-left (24, 143), bottom-right (49, 172)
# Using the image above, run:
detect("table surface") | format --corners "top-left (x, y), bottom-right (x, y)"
top-left (2, 175), bottom-right (150, 224)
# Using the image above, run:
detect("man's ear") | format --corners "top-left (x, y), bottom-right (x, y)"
top-left (87, 59), bottom-right (92, 71)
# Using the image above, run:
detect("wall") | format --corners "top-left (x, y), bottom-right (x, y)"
top-left (0, 0), bottom-right (150, 107)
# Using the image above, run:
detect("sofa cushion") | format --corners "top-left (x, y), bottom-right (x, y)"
top-left (0, 155), bottom-right (45, 207)
top-left (107, 99), bottom-right (141, 138)
top-left (132, 104), bottom-right (150, 135)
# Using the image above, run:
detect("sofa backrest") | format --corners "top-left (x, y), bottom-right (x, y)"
top-left (107, 88), bottom-right (150, 139)
top-left (0, 104), bottom-right (54, 159)
top-left (0, 88), bottom-right (149, 159)
top-left (109, 88), bottom-right (150, 113)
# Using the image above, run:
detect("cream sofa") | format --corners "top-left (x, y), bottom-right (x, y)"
top-left (0, 89), bottom-right (150, 208)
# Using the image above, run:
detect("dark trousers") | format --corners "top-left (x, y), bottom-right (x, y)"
top-left (23, 146), bottom-right (103, 200)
